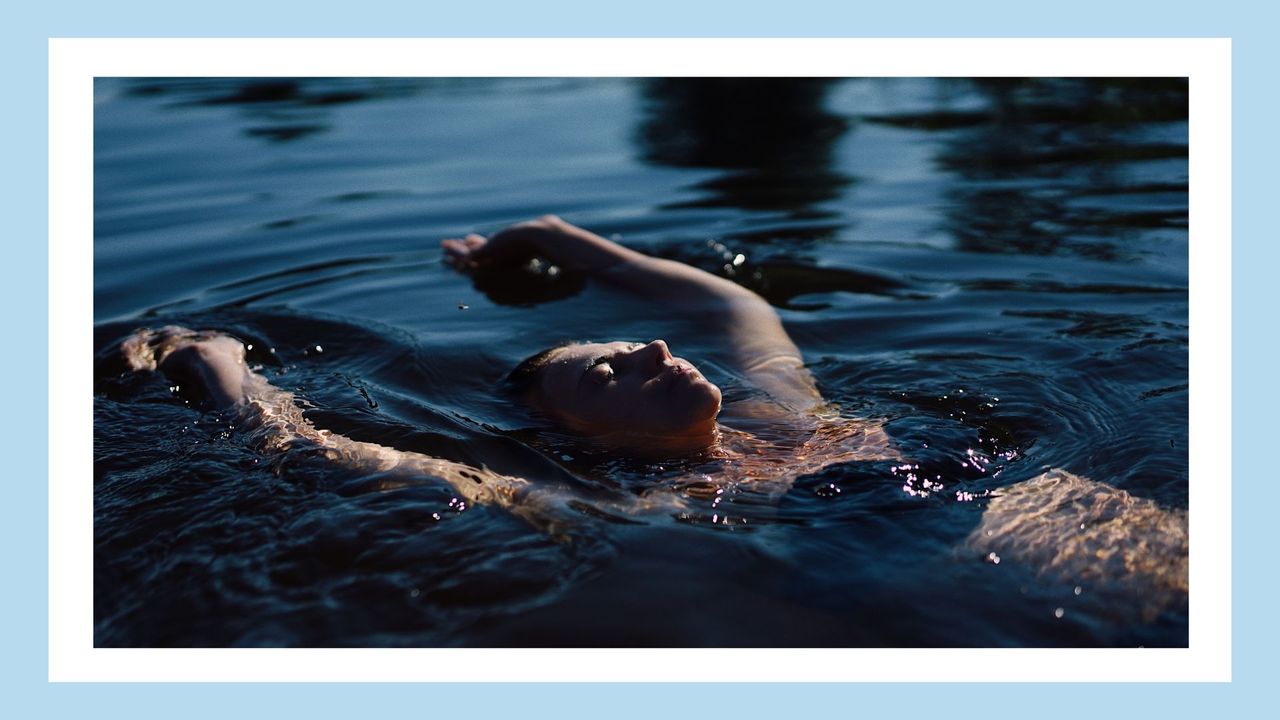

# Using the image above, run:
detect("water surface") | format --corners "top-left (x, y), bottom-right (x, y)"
top-left (94, 77), bottom-right (1188, 647)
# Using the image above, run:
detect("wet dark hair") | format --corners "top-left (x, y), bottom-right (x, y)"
top-left (506, 343), bottom-right (575, 396)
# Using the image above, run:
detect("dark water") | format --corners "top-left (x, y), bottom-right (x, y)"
top-left (94, 77), bottom-right (1188, 647)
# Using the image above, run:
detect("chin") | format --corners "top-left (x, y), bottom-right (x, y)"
top-left (664, 392), bottom-right (721, 438)
top-left (688, 379), bottom-right (723, 422)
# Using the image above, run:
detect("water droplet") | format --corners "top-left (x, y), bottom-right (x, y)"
top-left (814, 483), bottom-right (841, 498)
top-left (1074, 586), bottom-right (1083, 596)
top-left (246, 344), bottom-right (254, 351)
top-left (431, 512), bottom-right (441, 521)
top-left (314, 345), bottom-right (323, 353)
top-left (732, 253), bottom-right (745, 266)
top-left (560, 454), bottom-right (573, 461)
top-left (1054, 607), bottom-right (1065, 619)
top-left (410, 588), bottom-right (421, 598)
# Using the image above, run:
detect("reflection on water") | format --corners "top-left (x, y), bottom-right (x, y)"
top-left (897, 78), bottom-right (1191, 260)
top-left (94, 77), bottom-right (1189, 648)
top-left (637, 78), bottom-right (851, 222)
top-left (125, 78), bottom-right (431, 144)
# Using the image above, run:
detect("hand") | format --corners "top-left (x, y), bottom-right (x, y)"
top-left (441, 233), bottom-right (490, 273)
top-left (121, 325), bottom-right (221, 372)
top-left (441, 217), bottom-right (597, 306)
top-left (121, 326), bottom-right (252, 409)
top-left (441, 216), bottom-right (582, 275)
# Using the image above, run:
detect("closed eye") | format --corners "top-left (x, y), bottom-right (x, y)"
top-left (579, 355), bottom-right (614, 389)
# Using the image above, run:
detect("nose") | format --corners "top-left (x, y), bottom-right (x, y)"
top-left (632, 339), bottom-right (673, 371)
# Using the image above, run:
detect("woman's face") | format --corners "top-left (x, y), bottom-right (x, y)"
top-left (531, 340), bottom-right (723, 446)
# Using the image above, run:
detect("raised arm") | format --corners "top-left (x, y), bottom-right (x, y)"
top-left (444, 216), bottom-right (820, 411)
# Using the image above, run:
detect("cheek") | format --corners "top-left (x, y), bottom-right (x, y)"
top-left (603, 385), bottom-right (660, 423)
top-left (576, 388), bottom-right (628, 424)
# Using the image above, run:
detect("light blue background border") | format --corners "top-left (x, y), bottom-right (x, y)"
top-left (7, 0), bottom-right (1267, 716)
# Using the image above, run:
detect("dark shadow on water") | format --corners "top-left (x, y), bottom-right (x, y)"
top-left (862, 78), bottom-right (1189, 260)
top-left (468, 262), bottom-right (589, 307)
top-left (123, 78), bottom-right (424, 108)
top-left (737, 260), bottom-right (931, 308)
top-left (118, 78), bottom-right (429, 145)
top-left (634, 78), bottom-right (853, 222)
top-left (244, 125), bottom-right (327, 143)
top-left (1004, 308), bottom-right (1187, 340)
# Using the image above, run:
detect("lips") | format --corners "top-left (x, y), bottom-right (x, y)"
top-left (664, 362), bottom-right (696, 380)
top-left (657, 363), bottom-right (705, 395)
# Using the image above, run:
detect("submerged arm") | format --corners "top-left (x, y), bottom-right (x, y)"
top-left (120, 327), bottom-right (673, 531)
top-left (444, 216), bottom-right (820, 410)
top-left (121, 328), bottom-right (532, 506)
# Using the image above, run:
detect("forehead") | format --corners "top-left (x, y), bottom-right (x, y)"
top-left (554, 341), bottom-right (633, 363)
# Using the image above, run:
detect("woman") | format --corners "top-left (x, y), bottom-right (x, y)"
top-left (120, 217), bottom-right (1186, 611)
top-left (125, 216), bottom-right (898, 516)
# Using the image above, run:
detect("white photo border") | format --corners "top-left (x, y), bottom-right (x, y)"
top-left (51, 37), bottom-right (1231, 682)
